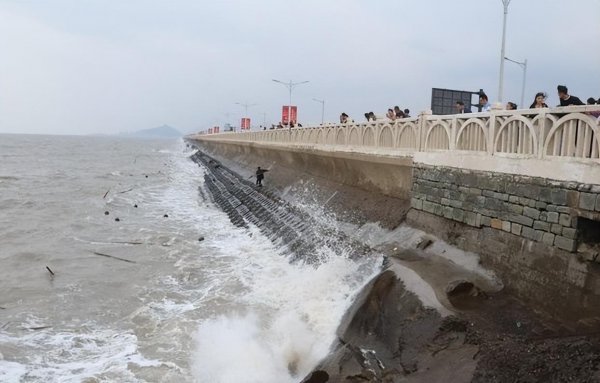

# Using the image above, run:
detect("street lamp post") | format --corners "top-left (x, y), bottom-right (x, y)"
top-left (235, 102), bottom-right (257, 130)
top-left (498, 0), bottom-right (511, 103)
top-left (312, 98), bottom-right (325, 124)
top-left (504, 57), bottom-right (527, 108)
top-left (272, 79), bottom-right (309, 127)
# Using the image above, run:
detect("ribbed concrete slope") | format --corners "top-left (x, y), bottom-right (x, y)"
top-left (191, 151), bottom-right (372, 264)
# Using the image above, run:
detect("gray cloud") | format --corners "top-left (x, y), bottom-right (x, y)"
top-left (0, 0), bottom-right (598, 135)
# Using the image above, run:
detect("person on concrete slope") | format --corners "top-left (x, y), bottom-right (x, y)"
top-left (255, 166), bottom-right (269, 187)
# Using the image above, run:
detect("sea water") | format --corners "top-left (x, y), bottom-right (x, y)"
top-left (0, 134), bottom-right (381, 382)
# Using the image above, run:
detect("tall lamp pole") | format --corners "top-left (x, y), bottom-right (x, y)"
top-left (235, 102), bottom-right (257, 117)
top-left (235, 102), bottom-right (257, 130)
top-left (504, 57), bottom-right (527, 108)
top-left (498, 0), bottom-right (511, 102)
top-left (272, 79), bottom-right (309, 127)
top-left (312, 98), bottom-right (325, 124)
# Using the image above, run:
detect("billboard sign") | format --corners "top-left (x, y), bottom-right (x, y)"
top-left (282, 106), bottom-right (298, 125)
top-left (241, 118), bottom-right (251, 130)
top-left (431, 88), bottom-right (482, 115)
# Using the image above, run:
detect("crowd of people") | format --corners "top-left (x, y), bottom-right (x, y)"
top-left (339, 106), bottom-right (411, 124)
top-left (456, 85), bottom-right (599, 117)
top-left (258, 84), bottom-right (598, 131)
top-left (336, 85), bottom-right (598, 126)
top-left (263, 121), bottom-right (304, 130)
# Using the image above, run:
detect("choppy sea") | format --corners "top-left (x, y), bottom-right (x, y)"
top-left (0, 134), bottom-right (381, 382)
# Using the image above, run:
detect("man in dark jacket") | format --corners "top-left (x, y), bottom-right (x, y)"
top-left (557, 85), bottom-right (585, 106)
top-left (255, 167), bottom-right (269, 186)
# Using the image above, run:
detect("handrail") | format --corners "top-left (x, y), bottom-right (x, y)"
top-left (192, 106), bottom-right (600, 162)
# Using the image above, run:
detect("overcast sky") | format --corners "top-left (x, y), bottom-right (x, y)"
top-left (0, 0), bottom-right (599, 135)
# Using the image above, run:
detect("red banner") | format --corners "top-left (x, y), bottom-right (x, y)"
top-left (241, 118), bottom-right (251, 130)
top-left (281, 106), bottom-right (298, 125)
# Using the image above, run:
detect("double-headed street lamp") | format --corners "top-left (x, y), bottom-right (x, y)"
top-left (497, 0), bottom-right (511, 102)
top-left (272, 79), bottom-right (309, 126)
top-left (504, 56), bottom-right (527, 108)
top-left (312, 98), bottom-right (325, 125)
top-left (235, 102), bottom-right (257, 130)
top-left (235, 102), bottom-right (257, 117)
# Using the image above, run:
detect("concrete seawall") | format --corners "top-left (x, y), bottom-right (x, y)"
top-left (197, 140), bottom-right (414, 199)
top-left (189, 136), bottom-right (600, 321)
top-left (196, 139), bottom-right (413, 228)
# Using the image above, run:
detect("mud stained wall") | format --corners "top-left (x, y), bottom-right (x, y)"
top-left (194, 140), bottom-right (414, 199)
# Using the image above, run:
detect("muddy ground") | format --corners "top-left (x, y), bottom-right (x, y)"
top-left (302, 263), bottom-right (600, 383)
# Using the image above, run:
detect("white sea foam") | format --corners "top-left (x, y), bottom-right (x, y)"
top-left (190, 220), bottom-right (381, 383)
top-left (0, 326), bottom-right (160, 382)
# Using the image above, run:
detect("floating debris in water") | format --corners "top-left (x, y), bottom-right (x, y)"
top-left (91, 251), bottom-right (136, 264)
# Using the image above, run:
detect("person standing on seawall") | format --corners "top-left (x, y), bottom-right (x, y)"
top-left (455, 101), bottom-right (471, 114)
top-left (394, 106), bottom-right (405, 119)
top-left (386, 108), bottom-right (396, 121)
top-left (586, 98), bottom-right (600, 118)
top-left (479, 93), bottom-right (492, 112)
top-left (530, 92), bottom-right (549, 108)
top-left (255, 166), bottom-right (269, 187)
top-left (557, 85), bottom-right (585, 106)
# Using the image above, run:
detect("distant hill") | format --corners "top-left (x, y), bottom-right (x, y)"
top-left (126, 125), bottom-right (182, 138)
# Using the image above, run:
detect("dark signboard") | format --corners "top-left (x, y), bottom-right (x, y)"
top-left (431, 88), bottom-right (482, 115)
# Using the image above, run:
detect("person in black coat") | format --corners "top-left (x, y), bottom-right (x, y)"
top-left (255, 167), bottom-right (269, 186)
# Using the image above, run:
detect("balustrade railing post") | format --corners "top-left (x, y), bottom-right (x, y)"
top-left (417, 111), bottom-right (429, 152)
top-left (488, 112), bottom-right (496, 156)
top-left (537, 109), bottom-right (547, 159)
top-left (450, 116), bottom-right (458, 151)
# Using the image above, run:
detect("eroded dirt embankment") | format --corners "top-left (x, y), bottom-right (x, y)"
top-left (188, 142), bottom-right (600, 382)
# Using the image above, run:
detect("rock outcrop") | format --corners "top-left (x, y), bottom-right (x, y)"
top-left (301, 259), bottom-right (478, 382)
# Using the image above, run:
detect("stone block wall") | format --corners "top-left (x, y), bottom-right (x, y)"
top-left (411, 165), bottom-right (600, 253)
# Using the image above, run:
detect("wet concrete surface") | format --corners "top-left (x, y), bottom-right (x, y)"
top-left (190, 147), bottom-right (600, 383)
top-left (191, 151), bottom-right (373, 263)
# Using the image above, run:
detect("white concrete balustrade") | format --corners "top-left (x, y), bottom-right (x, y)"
top-left (198, 106), bottom-right (600, 161)
top-left (193, 106), bottom-right (600, 183)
